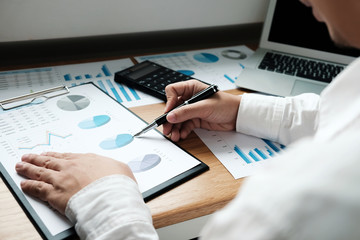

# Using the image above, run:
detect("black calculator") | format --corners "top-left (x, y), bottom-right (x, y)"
top-left (114, 60), bottom-right (200, 101)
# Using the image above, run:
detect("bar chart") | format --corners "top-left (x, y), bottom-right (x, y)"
top-left (0, 59), bottom-right (163, 107)
top-left (56, 59), bottom-right (162, 107)
top-left (63, 64), bottom-right (112, 81)
top-left (234, 138), bottom-right (284, 165)
top-left (195, 129), bottom-right (285, 179)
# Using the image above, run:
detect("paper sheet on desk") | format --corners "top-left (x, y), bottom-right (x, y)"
top-left (135, 45), bottom-right (254, 91)
top-left (195, 129), bottom-right (286, 179)
top-left (0, 83), bottom-right (204, 236)
top-left (0, 58), bottom-right (163, 108)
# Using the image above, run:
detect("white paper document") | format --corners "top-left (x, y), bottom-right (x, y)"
top-left (135, 45), bottom-right (254, 91)
top-left (0, 83), bottom-right (204, 237)
top-left (0, 59), bottom-right (163, 108)
top-left (195, 129), bottom-right (286, 179)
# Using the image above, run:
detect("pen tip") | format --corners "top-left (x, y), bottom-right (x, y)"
top-left (133, 131), bottom-right (142, 138)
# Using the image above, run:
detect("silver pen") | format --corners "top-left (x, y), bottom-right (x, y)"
top-left (133, 84), bottom-right (219, 137)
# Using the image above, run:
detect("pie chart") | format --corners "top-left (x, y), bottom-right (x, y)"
top-left (193, 53), bottom-right (219, 63)
top-left (221, 49), bottom-right (247, 60)
top-left (78, 115), bottom-right (111, 129)
top-left (57, 95), bottom-right (90, 111)
top-left (128, 154), bottom-right (161, 173)
top-left (99, 133), bottom-right (133, 150)
top-left (177, 70), bottom-right (195, 76)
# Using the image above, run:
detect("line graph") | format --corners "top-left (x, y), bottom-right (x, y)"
top-left (18, 131), bottom-right (72, 150)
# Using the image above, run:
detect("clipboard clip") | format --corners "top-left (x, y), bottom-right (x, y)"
top-left (0, 85), bottom-right (70, 110)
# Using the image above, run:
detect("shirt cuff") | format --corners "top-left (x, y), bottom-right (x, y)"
top-left (65, 175), bottom-right (154, 240)
top-left (236, 93), bottom-right (285, 142)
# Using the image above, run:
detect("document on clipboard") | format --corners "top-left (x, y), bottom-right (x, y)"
top-left (0, 83), bottom-right (208, 240)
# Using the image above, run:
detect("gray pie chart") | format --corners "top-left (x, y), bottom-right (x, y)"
top-left (128, 154), bottom-right (161, 173)
top-left (57, 95), bottom-right (90, 111)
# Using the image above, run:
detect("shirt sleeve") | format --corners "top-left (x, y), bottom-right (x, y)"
top-left (200, 132), bottom-right (360, 240)
top-left (65, 175), bottom-right (159, 240)
top-left (236, 93), bottom-right (320, 145)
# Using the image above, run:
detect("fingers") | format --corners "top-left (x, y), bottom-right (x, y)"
top-left (19, 176), bottom-right (66, 214)
top-left (41, 151), bottom-right (76, 160)
top-left (16, 161), bottom-right (56, 183)
top-left (163, 119), bottom-right (200, 142)
top-left (163, 122), bottom-right (182, 142)
top-left (21, 153), bottom-right (62, 171)
top-left (20, 179), bottom-right (53, 202)
top-left (166, 100), bottom-right (212, 124)
top-left (164, 80), bottom-right (209, 112)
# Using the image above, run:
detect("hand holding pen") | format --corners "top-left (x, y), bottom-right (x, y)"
top-left (134, 83), bottom-right (219, 137)
top-left (135, 80), bottom-right (242, 142)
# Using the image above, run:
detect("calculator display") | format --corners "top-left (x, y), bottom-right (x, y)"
top-left (127, 65), bottom-right (160, 80)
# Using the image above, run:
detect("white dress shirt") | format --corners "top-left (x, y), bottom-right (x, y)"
top-left (65, 58), bottom-right (360, 240)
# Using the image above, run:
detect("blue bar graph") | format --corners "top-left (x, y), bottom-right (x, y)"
top-left (265, 146), bottom-right (275, 157)
top-left (128, 87), bottom-right (141, 100)
top-left (234, 145), bottom-right (251, 164)
top-left (249, 150), bottom-right (260, 162)
top-left (106, 79), bottom-right (122, 102)
top-left (64, 74), bottom-right (72, 81)
top-left (97, 80), bottom-right (108, 94)
top-left (118, 85), bottom-right (131, 101)
top-left (95, 80), bottom-right (142, 103)
top-left (102, 65), bottom-right (112, 77)
top-left (254, 148), bottom-right (268, 159)
top-left (262, 139), bottom-right (280, 153)
top-left (224, 74), bottom-right (235, 83)
top-left (234, 139), bottom-right (283, 164)
top-left (62, 64), bottom-right (112, 81)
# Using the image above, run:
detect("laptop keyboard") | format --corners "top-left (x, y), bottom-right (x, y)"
top-left (258, 52), bottom-right (344, 83)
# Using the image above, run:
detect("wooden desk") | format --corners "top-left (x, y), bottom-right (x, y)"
top-left (0, 78), bottom-right (246, 239)
top-left (133, 88), bottom-right (246, 229)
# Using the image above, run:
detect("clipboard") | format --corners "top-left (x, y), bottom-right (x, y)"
top-left (0, 83), bottom-right (209, 240)
top-left (0, 85), bottom-right (70, 110)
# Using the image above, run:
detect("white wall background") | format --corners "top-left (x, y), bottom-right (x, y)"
top-left (0, 0), bottom-right (268, 42)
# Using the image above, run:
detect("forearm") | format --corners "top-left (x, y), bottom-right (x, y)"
top-left (66, 175), bottom-right (158, 240)
top-left (236, 93), bottom-right (320, 145)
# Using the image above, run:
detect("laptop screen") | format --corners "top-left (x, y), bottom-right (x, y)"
top-left (267, 0), bottom-right (360, 58)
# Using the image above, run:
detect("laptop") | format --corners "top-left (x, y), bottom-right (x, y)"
top-left (235, 0), bottom-right (360, 96)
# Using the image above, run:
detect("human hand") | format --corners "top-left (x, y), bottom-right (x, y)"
top-left (15, 152), bottom-right (136, 215)
top-left (163, 80), bottom-right (241, 141)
